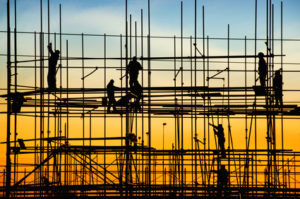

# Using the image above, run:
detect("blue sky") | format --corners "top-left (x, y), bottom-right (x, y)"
top-left (0, 0), bottom-right (300, 38)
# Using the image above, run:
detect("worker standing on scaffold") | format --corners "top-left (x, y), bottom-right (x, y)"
top-left (126, 56), bottom-right (143, 89)
top-left (47, 43), bottom-right (60, 92)
top-left (11, 92), bottom-right (26, 113)
top-left (213, 165), bottom-right (229, 197)
top-left (258, 52), bottom-right (267, 87)
top-left (132, 81), bottom-right (142, 112)
top-left (107, 79), bottom-right (118, 113)
top-left (209, 123), bottom-right (226, 158)
top-left (273, 69), bottom-right (283, 107)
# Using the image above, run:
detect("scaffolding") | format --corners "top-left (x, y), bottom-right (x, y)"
top-left (0, 0), bottom-right (300, 198)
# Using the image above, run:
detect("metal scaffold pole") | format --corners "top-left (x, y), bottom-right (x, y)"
top-left (6, 0), bottom-right (12, 197)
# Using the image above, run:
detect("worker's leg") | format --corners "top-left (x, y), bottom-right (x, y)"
top-left (112, 99), bottom-right (117, 112)
top-left (16, 101), bottom-right (22, 113)
top-left (136, 98), bottom-right (141, 111)
top-left (48, 73), bottom-right (56, 91)
top-left (130, 74), bottom-right (138, 88)
top-left (275, 91), bottom-right (281, 106)
top-left (275, 95), bottom-right (279, 106)
top-left (220, 142), bottom-right (226, 157)
top-left (129, 76), bottom-right (135, 88)
top-left (12, 100), bottom-right (18, 113)
top-left (259, 76), bottom-right (263, 87)
top-left (53, 77), bottom-right (57, 90)
top-left (217, 184), bottom-right (222, 197)
top-left (47, 74), bottom-right (51, 90)
top-left (279, 90), bottom-right (283, 107)
top-left (260, 76), bottom-right (265, 87)
top-left (107, 101), bottom-right (112, 113)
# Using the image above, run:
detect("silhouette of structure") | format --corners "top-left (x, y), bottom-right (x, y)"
top-left (1, 0), bottom-right (300, 198)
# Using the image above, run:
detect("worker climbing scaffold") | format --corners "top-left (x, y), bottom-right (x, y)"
top-left (209, 123), bottom-right (226, 158)
top-left (47, 43), bottom-right (60, 92)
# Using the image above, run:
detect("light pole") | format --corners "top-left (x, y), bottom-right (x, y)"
top-left (162, 122), bottom-right (167, 190)
top-left (163, 123), bottom-right (167, 151)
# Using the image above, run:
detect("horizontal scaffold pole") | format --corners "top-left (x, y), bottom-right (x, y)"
top-left (11, 54), bottom-right (284, 64)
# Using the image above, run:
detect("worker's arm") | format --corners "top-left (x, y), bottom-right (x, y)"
top-left (48, 43), bottom-right (54, 55)
top-left (126, 64), bottom-right (130, 75)
top-left (209, 123), bottom-right (217, 129)
top-left (213, 129), bottom-right (218, 135)
top-left (138, 62), bottom-right (143, 70)
top-left (56, 64), bottom-right (61, 74)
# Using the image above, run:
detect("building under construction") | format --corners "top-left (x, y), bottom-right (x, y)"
top-left (0, 0), bottom-right (299, 198)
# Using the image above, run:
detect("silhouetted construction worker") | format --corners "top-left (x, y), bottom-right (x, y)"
top-left (127, 133), bottom-right (138, 152)
top-left (47, 43), bottom-right (60, 91)
top-left (210, 124), bottom-right (226, 158)
top-left (264, 167), bottom-right (268, 188)
top-left (132, 81), bottom-right (143, 111)
top-left (216, 165), bottom-right (229, 196)
top-left (273, 69), bottom-right (283, 107)
top-left (42, 176), bottom-right (50, 186)
top-left (11, 92), bottom-right (26, 113)
top-left (116, 93), bottom-right (134, 107)
top-left (107, 79), bottom-right (118, 113)
top-left (258, 52), bottom-right (267, 87)
top-left (126, 56), bottom-right (142, 88)
top-left (42, 176), bottom-right (51, 194)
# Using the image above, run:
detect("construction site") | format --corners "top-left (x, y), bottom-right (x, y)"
top-left (0, 0), bottom-right (300, 198)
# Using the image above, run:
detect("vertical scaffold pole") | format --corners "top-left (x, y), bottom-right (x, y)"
top-left (280, 1), bottom-right (285, 196)
top-left (202, 5), bottom-right (206, 189)
top-left (34, 31), bottom-right (37, 191)
top-left (254, 0), bottom-right (258, 194)
top-left (194, 0), bottom-right (198, 195)
top-left (189, 35), bottom-right (194, 195)
top-left (46, 0), bottom-right (50, 182)
top-left (6, 0), bottom-right (12, 197)
top-left (140, 8), bottom-right (145, 188)
top-left (104, 33), bottom-right (107, 196)
top-left (66, 39), bottom-right (69, 186)
top-left (227, 23), bottom-right (231, 192)
top-left (81, 32), bottom-right (85, 195)
top-left (39, 0), bottom-right (44, 192)
top-left (13, 0), bottom-right (18, 185)
top-left (119, 33), bottom-right (124, 196)
top-left (147, 0), bottom-right (151, 196)
top-left (180, 2), bottom-right (184, 195)
top-left (59, 4), bottom-right (62, 185)
top-left (173, 35), bottom-right (177, 191)
top-left (124, 0), bottom-right (130, 197)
